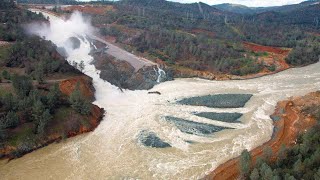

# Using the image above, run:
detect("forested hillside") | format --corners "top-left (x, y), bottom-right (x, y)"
top-left (0, 1), bottom-right (103, 159)
top-left (72, 0), bottom-right (319, 78)
top-left (214, 0), bottom-right (320, 14)
top-left (214, 3), bottom-right (255, 14)
top-left (242, 94), bottom-right (320, 180)
top-left (18, 0), bottom-right (79, 4)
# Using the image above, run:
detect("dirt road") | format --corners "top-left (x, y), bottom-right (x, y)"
top-left (0, 41), bottom-right (10, 46)
top-left (29, 8), bottom-right (156, 71)
top-left (89, 35), bottom-right (156, 70)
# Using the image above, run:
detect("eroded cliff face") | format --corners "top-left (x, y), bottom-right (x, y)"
top-left (59, 76), bottom-right (95, 100)
top-left (0, 76), bottom-right (104, 160)
top-left (210, 91), bottom-right (320, 180)
top-left (58, 76), bottom-right (105, 136)
top-left (92, 53), bottom-right (174, 90)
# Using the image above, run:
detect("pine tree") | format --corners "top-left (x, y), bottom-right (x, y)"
top-left (69, 83), bottom-right (82, 111)
top-left (12, 75), bottom-right (33, 98)
top-left (314, 168), bottom-right (320, 180)
top-left (0, 121), bottom-right (7, 140)
top-left (293, 159), bottom-right (303, 175)
top-left (2, 70), bottom-right (10, 80)
top-left (69, 83), bottom-right (91, 115)
top-left (278, 144), bottom-right (287, 160)
top-left (2, 111), bottom-right (20, 128)
top-left (260, 163), bottom-right (273, 180)
top-left (263, 146), bottom-right (273, 163)
top-left (2, 93), bottom-right (16, 111)
top-left (47, 84), bottom-right (61, 111)
top-left (250, 168), bottom-right (260, 180)
top-left (36, 109), bottom-right (52, 135)
top-left (240, 149), bottom-right (252, 177)
top-left (72, 61), bottom-right (78, 69)
top-left (34, 63), bottom-right (45, 84)
top-left (284, 173), bottom-right (296, 180)
top-left (80, 99), bottom-right (91, 115)
top-left (32, 100), bottom-right (45, 123)
top-left (79, 60), bottom-right (85, 73)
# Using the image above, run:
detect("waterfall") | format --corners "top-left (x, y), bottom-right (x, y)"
top-left (90, 41), bottom-right (97, 50)
top-left (153, 66), bottom-right (166, 83)
top-left (17, 9), bottom-right (320, 180)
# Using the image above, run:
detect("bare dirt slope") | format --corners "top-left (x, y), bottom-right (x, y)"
top-left (207, 92), bottom-right (319, 180)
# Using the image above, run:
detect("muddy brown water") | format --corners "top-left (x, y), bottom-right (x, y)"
top-left (1, 10), bottom-right (319, 180)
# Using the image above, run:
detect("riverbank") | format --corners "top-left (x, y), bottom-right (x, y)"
top-left (0, 13), bottom-right (105, 159)
top-left (0, 75), bottom-right (104, 160)
top-left (173, 42), bottom-right (291, 81)
top-left (207, 91), bottom-right (320, 180)
top-left (29, 7), bottom-right (297, 83)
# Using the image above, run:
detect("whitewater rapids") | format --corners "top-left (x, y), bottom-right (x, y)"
top-left (0, 10), bottom-right (320, 179)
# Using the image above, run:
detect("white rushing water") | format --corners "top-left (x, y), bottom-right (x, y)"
top-left (0, 10), bottom-right (320, 180)
top-left (154, 66), bottom-right (166, 83)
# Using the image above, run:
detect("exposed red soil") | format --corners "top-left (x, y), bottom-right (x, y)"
top-left (207, 92), bottom-right (320, 180)
top-left (243, 42), bottom-right (290, 71)
top-left (59, 76), bottom-right (95, 100)
top-left (63, 104), bottom-right (104, 137)
top-left (173, 66), bottom-right (232, 80)
top-left (0, 76), bottom-right (104, 160)
top-left (172, 41), bottom-right (292, 81)
top-left (242, 42), bottom-right (291, 79)
top-left (105, 36), bottom-right (117, 43)
top-left (244, 42), bottom-right (290, 55)
top-left (63, 5), bottom-right (115, 15)
top-left (58, 75), bottom-right (104, 136)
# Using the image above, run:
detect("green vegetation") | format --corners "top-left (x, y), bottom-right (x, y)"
top-left (79, 0), bottom-right (320, 76)
top-left (0, 5), bottom-right (43, 41)
top-left (286, 36), bottom-right (320, 66)
top-left (228, 58), bottom-right (263, 76)
top-left (11, 75), bottom-right (33, 98)
top-left (0, 78), bottom-right (62, 140)
top-left (240, 149), bottom-right (252, 177)
top-left (5, 36), bottom-right (79, 76)
top-left (129, 27), bottom-right (244, 72)
top-left (214, 1), bottom-right (320, 15)
top-left (0, 45), bottom-right (10, 65)
top-left (2, 70), bottom-right (10, 80)
top-left (69, 83), bottom-right (91, 115)
top-left (267, 64), bottom-right (276, 72)
top-left (0, 0), bottom-right (15, 10)
top-left (241, 102), bottom-right (320, 180)
top-left (0, 1), bottom-right (98, 159)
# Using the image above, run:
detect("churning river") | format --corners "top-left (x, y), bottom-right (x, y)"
top-left (0, 10), bottom-right (320, 180)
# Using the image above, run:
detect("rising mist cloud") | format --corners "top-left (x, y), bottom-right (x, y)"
top-left (26, 11), bottom-right (95, 56)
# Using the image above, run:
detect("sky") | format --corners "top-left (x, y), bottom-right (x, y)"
top-left (168, 0), bottom-right (306, 7)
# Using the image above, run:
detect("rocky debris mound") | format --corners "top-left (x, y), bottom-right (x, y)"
top-left (93, 53), bottom-right (173, 90)
top-left (177, 94), bottom-right (253, 108)
top-left (165, 116), bottom-right (231, 136)
top-left (138, 130), bottom-right (171, 148)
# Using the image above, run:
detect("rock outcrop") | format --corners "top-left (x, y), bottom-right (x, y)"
top-left (93, 53), bottom-right (173, 90)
